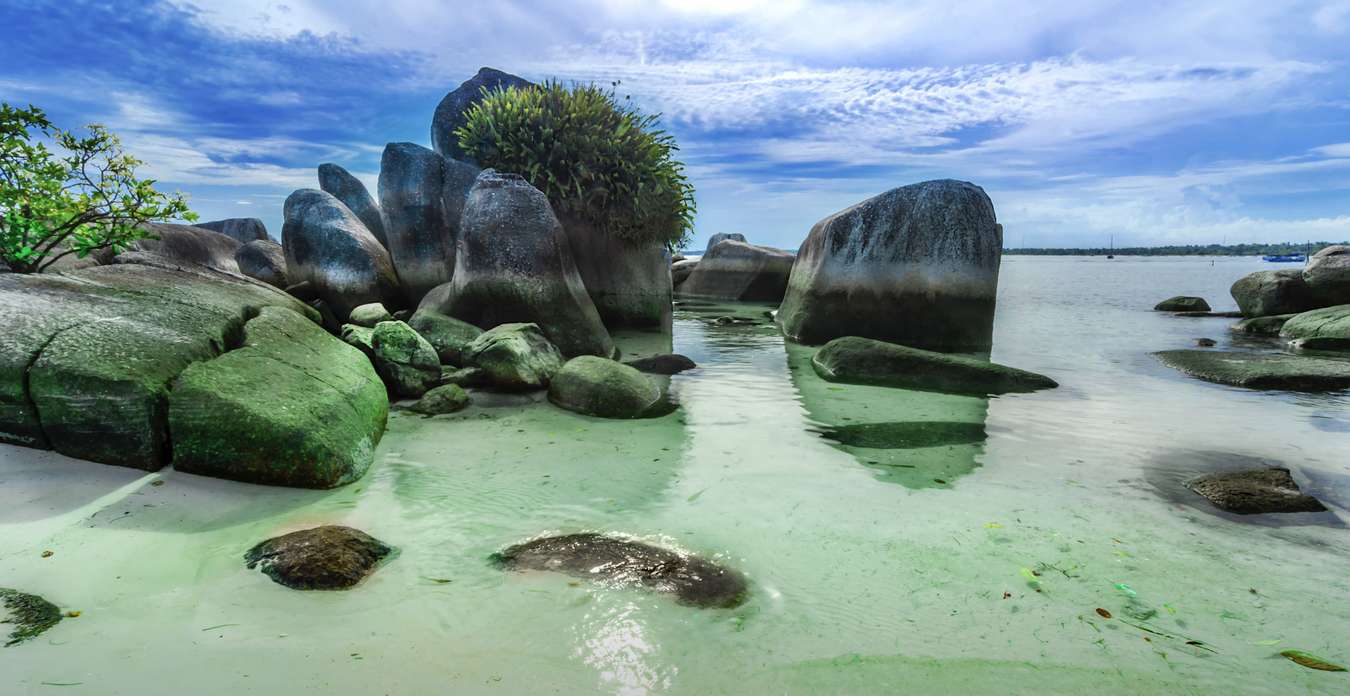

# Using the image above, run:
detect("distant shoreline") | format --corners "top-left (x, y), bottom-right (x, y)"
top-left (1002, 242), bottom-right (1346, 257)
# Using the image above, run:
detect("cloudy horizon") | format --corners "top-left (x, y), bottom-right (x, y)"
top-left (4, 0), bottom-right (1350, 250)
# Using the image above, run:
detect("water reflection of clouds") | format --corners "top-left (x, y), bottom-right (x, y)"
top-left (575, 601), bottom-right (674, 696)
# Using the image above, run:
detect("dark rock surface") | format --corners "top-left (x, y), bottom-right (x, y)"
top-left (1154, 349), bottom-right (1350, 391)
top-left (370, 320), bottom-right (441, 398)
top-left (1185, 468), bottom-right (1326, 514)
top-left (671, 259), bottom-right (698, 287)
top-left (624, 353), bottom-right (697, 375)
top-left (1154, 296), bottom-right (1210, 312)
top-left (1289, 336), bottom-right (1350, 352)
top-left (564, 219), bottom-right (672, 328)
top-left (812, 336), bottom-right (1057, 395)
top-left (1195, 337), bottom-right (1217, 347)
top-left (379, 143), bottom-right (456, 304)
top-left (235, 239), bottom-right (288, 288)
top-left (282, 189), bottom-right (403, 320)
top-left (778, 180), bottom-right (1002, 350)
top-left (197, 218), bottom-right (269, 244)
top-left (461, 323), bottom-right (564, 390)
top-left (548, 356), bottom-right (662, 418)
top-left (491, 533), bottom-right (748, 608)
top-left (818, 421), bottom-right (988, 449)
top-left (419, 171), bottom-right (614, 357)
top-left (318, 163), bottom-right (388, 248)
top-left (169, 306), bottom-right (388, 488)
top-left (430, 67), bottom-right (534, 161)
top-left (408, 308), bottom-right (483, 364)
top-left (1231, 270), bottom-right (1322, 318)
top-left (409, 383), bottom-right (470, 415)
top-left (677, 240), bottom-right (794, 302)
top-left (1231, 314), bottom-right (1295, 336)
top-left (1, 587), bottom-right (62, 647)
top-left (245, 526), bottom-right (393, 590)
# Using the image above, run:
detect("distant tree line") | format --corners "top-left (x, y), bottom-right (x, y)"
top-left (1003, 242), bottom-right (1348, 256)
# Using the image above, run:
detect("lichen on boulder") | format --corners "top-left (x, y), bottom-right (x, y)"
top-left (461, 323), bottom-right (564, 390)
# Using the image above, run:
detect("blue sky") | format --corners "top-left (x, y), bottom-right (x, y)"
top-left (3, 0), bottom-right (1350, 249)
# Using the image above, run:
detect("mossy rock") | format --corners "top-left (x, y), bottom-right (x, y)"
top-left (811, 336), bottom-right (1058, 395)
top-left (245, 525), bottom-right (393, 590)
top-left (461, 323), bottom-right (564, 390)
top-left (548, 356), bottom-right (662, 418)
top-left (1230, 314), bottom-right (1295, 336)
top-left (169, 307), bottom-right (388, 488)
top-left (1154, 296), bottom-right (1210, 312)
top-left (410, 383), bottom-right (470, 415)
top-left (1, 587), bottom-right (62, 647)
top-left (340, 324), bottom-right (374, 359)
top-left (1155, 349), bottom-right (1350, 391)
top-left (408, 308), bottom-right (483, 364)
top-left (371, 320), bottom-right (440, 398)
top-left (1280, 304), bottom-right (1350, 342)
top-left (435, 366), bottom-right (490, 388)
top-left (348, 302), bottom-right (393, 327)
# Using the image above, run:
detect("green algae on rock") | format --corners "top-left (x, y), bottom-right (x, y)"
top-left (347, 302), bottom-right (394, 327)
top-left (245, 526), bottom-right (393, 591)
top-left (410, 383), bottom-right (470, 415)
top-left (1155, 349), bottom-right (1350, 391)
top-left (461, 323), bottom-right (564, 390)
top-left (548, 356), bottom-right (662, 418)
top-left (491, 533), bottom-right (748, 608)
top-left (407, 308), bottom-right (483, 364)
top-left (1230, 314), bottom-right (1296, 336)
top-left (169, 306), bottom-right (388, 488)
top-left (1154, 296), bottom-right (1210, 312)
top-left (1, 588), bottom-right (62, 647)
top-left (1280, 304), bottom-right (1350, 343)
top-left (371, 320), bottom-right (441, 398)
top-left (811, 336), bottom-right (1057, 395)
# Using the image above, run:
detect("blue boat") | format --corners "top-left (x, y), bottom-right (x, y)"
top-left (1262, 253), bottom-right (1306, 263)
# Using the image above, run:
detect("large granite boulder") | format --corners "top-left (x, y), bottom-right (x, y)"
top-left (419, 171), bottom-right (614, 357)
top-left (379, 143), bottom-right (456, 304)
top-left (1281, 304), bottom-right (1350, 344)
top-left (318, 163), bottom-right (388, 248)
top-left (1155, 349), bottom-right (1350, 391)
top-left (282, 189), bottom-right (402, 320)
top-left (778, 180), bottom-right (1002, 350)
top-left (370, 320), bottom-right (441, 398)
top-left (705, 232), bottom-right (746, 255)
top-left (408, 308), bottom-right (483, 364)
top-left (0, 263), bottom-right (350, 476)
top-left (677, 240), bottom-right (794, 302)
top-left (1304, 245), bottom-right (1350, 303)
top-left (548, 356), bottom-right (662, 418)
top-left (197, 218), bottom-right (269, 244)
top-left (564, 219), bottom-right (672, 327)
top-left (245, 526), bottom-right (392, 590)
top-left (430, 67), bottom-right (533, 161)
top-left (460, 322), bottom-right (563, 390)
top-left (235, 239), bottom-right (288, 288)
top-left (812, 336), bottom-right (1057, 395)
top-left (169, 306), bottom-right (389, 488)
top-left (671, 258), bottom-right (698, 287)
top-left (1231, 270), bottom-right (1321, 318)
top-left (492, 533), bottom-right (748, 608)
top-left (112, 222), bottom-right (243, 273)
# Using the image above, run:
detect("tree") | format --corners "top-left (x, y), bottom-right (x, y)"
top-left (456, 81), bottom-right (696, 251)
top-left (0, 103), bottom-right (194, 273)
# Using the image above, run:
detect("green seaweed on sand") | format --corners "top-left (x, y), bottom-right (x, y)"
top-left (1, 588), bottom-right (62, 647)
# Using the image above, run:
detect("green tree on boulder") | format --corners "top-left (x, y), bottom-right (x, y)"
top-left (1, 103), bottom-right (193, 273)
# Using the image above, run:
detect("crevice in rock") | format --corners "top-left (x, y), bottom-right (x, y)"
top-left (21, 322), bottom-right (82, 451)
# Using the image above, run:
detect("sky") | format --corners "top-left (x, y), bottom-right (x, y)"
top-left (3, 0), bottom-right (1350, 250)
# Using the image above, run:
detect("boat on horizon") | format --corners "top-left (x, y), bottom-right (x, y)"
top-left (1262, 253), bottom-right (1307, 263)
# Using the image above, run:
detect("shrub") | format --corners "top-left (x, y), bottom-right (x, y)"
top-left (456, 81), bottom-right (695, 251)
top-left (0, 103), bottom-right (193, 273)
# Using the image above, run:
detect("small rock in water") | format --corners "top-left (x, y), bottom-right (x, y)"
top-left (1154, 296), bottom-right (1211, 312)
top-left (409, 384), bottom-right (470, 415)
top-left (713, 316), bottom-right (735, 326)
top-left (1185, 468), bottom-right (1326, 515)
top-left (491, 533), bottom-right (748, 608)
top-left (812, 336), bottom-right (1057, 395)
top-left (1196, 338), bottom-right (1217, 347)
top-left (245, 526), bottom-right (393, 590)
top-left (1, 588), bottom-right (63, 647)
top-left (624, 354), bottom-right (697, 375)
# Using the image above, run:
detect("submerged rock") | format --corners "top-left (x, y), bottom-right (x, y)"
top-left (1154, 349), bottom-right (1350, 391)
top-left (1196, 338), bottom-right (1217, 347)
top-left (282, 188), bottom-right (402, 320)
top-left (461, 323), bottom-right (564, 390)
top-left (318, 162), bottom-right (388, 248)
top-left (1, 588), bottom-right (62, 647)
top-left (348, 302), bottom-right (394, 327)
top-left (778, 180), bottom-right (1002, 350)
top-left (1231, 270), bottom-right (1321, 318)
top-left (819, 421), bottom-right (988, 449)
top-left (235, 239), bottom-right (288, 288)
top-left (491, 533), bottom-right (748, 608)
top-left (407, 308), bottom-right (483, 364)
top-left (371, 321), bottom-right (441, 398)
top-left (812, 336), bottom-right (1057, 395)
top-left (245, 526), bottom-right (393, 590)
top-left (197, 217), bottom-right (269, 244)
top-left (169, 307), bottom-right (388, 488)
top-left (1154, 296), bottom-right (1210, 312)
top-left (549, 356), bottom-right (662, 419)
top-left (624, 354), bottom-right (697, 375)
top-left (677, 239), bottom-right (794, 302)
top-left (431, 67), bottom-right (534, 161)
top-left (379, 142), bottom-right (456, 304)
top-left (409, 383), bottom-right (470, 415)
top-left (1231, 314), bottom-right (1295, 336)
top-left (1185, 468), bottom-right (1326, 514)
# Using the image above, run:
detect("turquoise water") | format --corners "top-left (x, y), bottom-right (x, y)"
top-left (2, 256), bottom-right (1349, 694)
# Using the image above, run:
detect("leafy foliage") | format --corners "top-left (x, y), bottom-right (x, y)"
top-left (0, 103), bottom-right (193, 273)
top-left (456, 81), bottom-right (695, 250)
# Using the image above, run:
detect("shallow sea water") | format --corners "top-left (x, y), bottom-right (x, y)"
top-left (3, 256), bottom-right (1349, 694)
